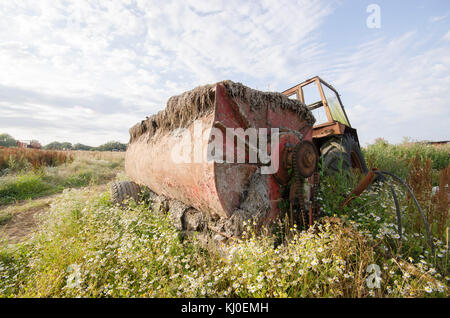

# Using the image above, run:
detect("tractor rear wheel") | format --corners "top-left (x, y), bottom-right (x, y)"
top-left (320, 134), bottom-right (368, 175)
top-left (111, 181), bottom-right (141, 205)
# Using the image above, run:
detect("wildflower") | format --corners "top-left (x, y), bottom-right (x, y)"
top-left (424, 286), bottom-right (433, 293)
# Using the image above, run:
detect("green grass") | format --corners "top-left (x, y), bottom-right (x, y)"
top-left (0, 211), bottom-right (12, 226)
top-left (318, 140), bottom-right (449, 289)
top-left (0, 141), bottom-right (448, 298)
top-left (363, 138), bottom-right (449, 182)
top-left (0, 157), bottom-right (123, 205)
top-left (0, 183), bottom-right (447, 298)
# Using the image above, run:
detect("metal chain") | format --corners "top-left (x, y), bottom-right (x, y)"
top-left (311, 171), bottom-right (320, 222)
top-left (290, 145), bottom-right (308, 230)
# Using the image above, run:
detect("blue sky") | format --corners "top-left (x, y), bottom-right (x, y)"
top-left (0, 0), bottom-right (449, 146)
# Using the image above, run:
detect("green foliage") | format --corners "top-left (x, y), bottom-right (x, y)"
top-left (318, 156), bottom-right (449, 282)
top-left (72, 143), bottom-right (93, 151)
top-left (0, 212), bottom-right (12, 225)
top-left (45, 141), bottom-right (126, 152)
top-left (44, 142), bottom-right (73, 150)
top-left (0, 133), bottom-right (16, 148)
top-left (95, 141), bottom-right (127, 152)
top-left (0, 140), bottom-right (447, 298)
top-left (0, 187), bottom-right (446, 298)
top-left (0, 172), bottom-right (53, 205)
top-left (363, 138), bottom-right (450, 181)
top-left (0, 157), bottom-right (124, 205)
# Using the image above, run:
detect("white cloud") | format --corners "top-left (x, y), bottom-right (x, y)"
top-left (0, 0), bottom-right (334, 145)
top-left (0, 0), bottom-right (448, 147)
top-left (323, 32), bottom-right (450, 145)
top-left (429, 14), bottom-right (447, 23)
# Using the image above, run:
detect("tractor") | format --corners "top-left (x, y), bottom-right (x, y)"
top-left (282, 76), bottom-right (368, 175)
top-left (112, 78), bottom-right (369, 238)
top-left (112, 77), bottom-right (435, 251)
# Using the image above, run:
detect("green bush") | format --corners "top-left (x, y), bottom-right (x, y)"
top-left (0, 172), bottom-right (53, 205)
top-left (363, 139), bottom-right (450, 180)
top-left (0, 157), bottom-right (123, 205)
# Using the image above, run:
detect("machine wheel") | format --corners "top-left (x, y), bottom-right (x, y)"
top-left (111, 181), bottom-right (141, 205)
top-left (320, 134), bottom-right (368, 175)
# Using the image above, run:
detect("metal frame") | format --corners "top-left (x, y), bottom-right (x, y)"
top-left (282, 76), bottom-right (351, 128)
top-left (282, 76), bottom-right (359, 145)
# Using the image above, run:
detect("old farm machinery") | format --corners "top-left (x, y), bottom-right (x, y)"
top-left (111, 77), bottom-right (434, 248)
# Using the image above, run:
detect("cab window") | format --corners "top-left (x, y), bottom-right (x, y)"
top-left (322, 84), bottom-right (349, 126)
top-left (301, 82), bottom-right (328, 125)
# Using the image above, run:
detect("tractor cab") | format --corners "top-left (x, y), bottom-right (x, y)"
top-left (282, 76), bottom-right (367, 174)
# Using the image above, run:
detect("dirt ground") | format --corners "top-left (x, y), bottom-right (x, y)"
top-left (0, 198), bottom-right (52, 244)
top-left (0, 184), bottom-right (108, 244)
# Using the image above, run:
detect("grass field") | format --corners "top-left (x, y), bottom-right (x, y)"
top-left (0, 142), bottom-right (448, 298)
top-left (0, 149), bottom-right (124, 205)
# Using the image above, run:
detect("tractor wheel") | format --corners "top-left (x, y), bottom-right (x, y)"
top-left (111, 181), bottom-right (141, 205)
top-left (320, 134), bottom-right (368, 175)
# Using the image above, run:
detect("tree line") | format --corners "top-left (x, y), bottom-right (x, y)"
top-left (0, 133), bottom-right (127, 152)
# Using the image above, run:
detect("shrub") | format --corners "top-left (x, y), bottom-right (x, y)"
top-left (0, 148), bottom-right (73, 172)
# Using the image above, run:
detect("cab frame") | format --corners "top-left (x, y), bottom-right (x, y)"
top-left (282, 76), bottom-right (361, 149)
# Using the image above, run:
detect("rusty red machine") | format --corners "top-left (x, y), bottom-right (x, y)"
top-left (118, 78), bottom-right (360, 237)
top-left (115, 78), bottom-right (436, 251)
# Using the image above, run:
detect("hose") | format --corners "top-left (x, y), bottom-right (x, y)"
top-left (374, 170), bottom-right (435, 253)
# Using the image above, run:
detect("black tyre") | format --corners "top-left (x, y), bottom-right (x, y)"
top-left (111, 181), bottom-right (141, 205)
top-left (320, 133), bottom-right (368, 175)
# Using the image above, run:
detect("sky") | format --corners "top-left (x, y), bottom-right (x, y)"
top-left (0, 0), bottom-right (449, 146)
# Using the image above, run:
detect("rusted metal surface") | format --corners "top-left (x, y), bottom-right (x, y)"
top-left (312, 121), bottom-right (346, 139)
top-left (126, 81), bottom-right (314, 224)
top-left (311, 171), bottom-right (320, 222)
top-left (340, 169), bottom-right (378, 207)
top-left (293, 140), bottom-right (319, 178)
top-left (282, 76), bottom-right (355, 143)
top-left (286, 139), bottom-right (320, 230)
